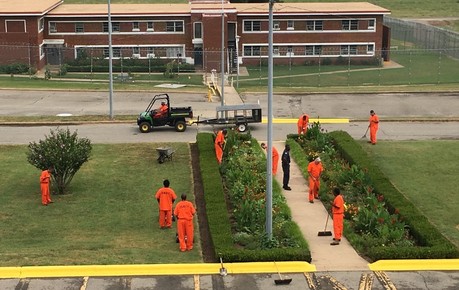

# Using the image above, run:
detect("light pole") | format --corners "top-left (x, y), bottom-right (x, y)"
top-left (108, 0), bottom-right (114, 119)
top-left (220, 0), bottom-right (225, 112)
top-left (266, 0), bottom-right (274, 239)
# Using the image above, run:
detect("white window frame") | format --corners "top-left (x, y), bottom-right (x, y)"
top-left (38, 17), bottom-right (45, 32)
top-left (306, 20), bottom-right (323, 31)
top-left (194, 22), bottom-right (202, 39)
top-left (147, 22), bottom-right (154, 31)
top-left (367, 44), bottom-right (374, 55)
top-left (132, 22), bottom-right (140, 32)
top-left (368, 19), bottom-right (375, 30)
top-left (39, 44), bottom-right (45, 59)
top-left (273, 46), bottom-right (279, 56)
top-left (49, 22), bottom-right (57, 33)
top-left (132, 47), bottom-right (140, 58)
top-left (112, 22), bottom-right (120, 33)
top-left (5, 19), bottom-right (27, 33)
top-left (287, 20), bottom-right (294, 30)
top-left (273, 21), bottom-right (280, 30)
top-left (342, 20), bottom-right (358, 31)
top-left (166, 21), bottom-right (183, 33)
top-left (147, 47), bottom-right (155, 58)
top-left (243, 20), bottom-right (261, 32)
top-left (243, 45), bottom-right (261, 56)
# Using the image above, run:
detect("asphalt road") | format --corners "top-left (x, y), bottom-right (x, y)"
top-left (0, 89), bottom-right (458, 289)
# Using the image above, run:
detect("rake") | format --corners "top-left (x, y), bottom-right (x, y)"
top-left (361, 127), bottom-right (369, 139)
top-left (274, 261), bottom-right (292, 285)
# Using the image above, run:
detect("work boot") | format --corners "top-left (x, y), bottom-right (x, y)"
top-left (330, 241), bottom-right (340, 246)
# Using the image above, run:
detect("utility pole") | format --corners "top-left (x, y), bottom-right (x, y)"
top-left (266, 0), bottom-right (274, 239)
top-left (108, 0), bottom-right (114, 119)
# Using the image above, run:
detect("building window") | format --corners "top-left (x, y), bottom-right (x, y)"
top-left (244, 46), bottom-right (261, 56)
top-left (166, 47), bottom-right (183, 58)
top-left (315, 45), bottom-right (322, 55)
top-left (341, 45), bottom-right (358, 55)
top-left (194, 22), bottom-right (202, 39)
top-left (287, 20), bottom-right (294, 30)
top-left (244, 21), bottom-right (261, 32)
top-left (76, 48), bottom-right (85, 59)
top-left (38, 18), bottom-right (44, 32)
top-left (287, 46), bottom-right (294, 56)
top-left (75, 23), bottom-right (84, 33)
top-left (368, 19), bottom-right (375, 30)
top-left (39, 44), bottom-right (45, 59)
top-left (367, 44), bottom-right (374, 54)
top-left (103, 22), bottom-right (120, 32)
top-left (132, 47), bottom-right (140, 58)
top-left (113, 48), bottom-right (121, 58)
top-left (147, 47), bottom-right (155, 58)
top-left (273, 46), bottom-right (279, 56)
top-left (306, 20), bottom-right (323, 31)
top-left (147, 22), bottom-right (154, 31)
top-left (103, 48), bottom-right (109, 58)
top-left (273, 21), bottom-right (280, 30)
top-left (342, 20), bottom-right (358, 30)
top-left (166, 21), bottom-right (183, 32)
top-left (350, 45), bottom-right (357, 55)
top-left (49, 22), bottom-right (57, 33)
top-left (132, 22), bottom-right (140, 31)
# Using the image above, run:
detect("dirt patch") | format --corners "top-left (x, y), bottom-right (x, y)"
top-left (190, 143), bottom-right (216, 263)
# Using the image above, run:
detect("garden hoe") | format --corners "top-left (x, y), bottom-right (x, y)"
top-left (219, 257), bottom-right (227, 276)
top-left (318, 213), bottom-right (332, 236)
top-left (273, 261), bottom-right (292, 285)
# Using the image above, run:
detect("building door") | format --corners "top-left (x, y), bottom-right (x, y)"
top-left (46, 45), bottom-right (62, 65)
top-left (194, 47), bottom-right (203, 66)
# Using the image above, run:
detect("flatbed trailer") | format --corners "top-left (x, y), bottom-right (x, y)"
top-left (193, 103), bottom-right (262, 132)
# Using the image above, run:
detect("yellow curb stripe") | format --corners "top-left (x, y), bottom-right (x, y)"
top-left (369, 259), bottom-right (459, 271)
top-left (0, 261), bottom-right (315, 279)
top-left (262, 118), bottom-right (349, 124)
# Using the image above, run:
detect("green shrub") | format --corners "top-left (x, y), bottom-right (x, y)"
top-left (197, 132), bottom-right (311, 262)
top-left (27, 128), bottom-right (92, 195)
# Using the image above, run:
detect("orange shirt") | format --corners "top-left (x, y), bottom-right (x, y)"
top-left (332, 195), bottom-right (344, 214)
top-left (297, 114), bottom-right (309, 128)
top-left (40, 170), bottom-right (51, 184)
top-left (155, 187), bottom-right (177, 211)
top-left (369, 114), bottom-right (379, 130)
top-left (215, 130), bottom-right (225, 147)
top-left (160, 104), bottom-right (168, 112)
top-left (307, 161), bottom-right (323, 178)
top-left (174, 200), bottom-right (196, 221)
top-left (272, 147), bottom-right (279, 159)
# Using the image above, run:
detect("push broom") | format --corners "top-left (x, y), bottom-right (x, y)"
top-left (317, 212), bottom-right (332, 236)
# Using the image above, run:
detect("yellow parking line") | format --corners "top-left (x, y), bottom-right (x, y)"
top-left (0, 261), bottom-right (315, 279)
top-left (262, 118), bottom-right (349, 124)
top-left (369, 259), bottom-right (459, 271)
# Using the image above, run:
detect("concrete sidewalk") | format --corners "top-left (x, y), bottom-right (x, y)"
top-left (270, 141), bottom-right (369, 271)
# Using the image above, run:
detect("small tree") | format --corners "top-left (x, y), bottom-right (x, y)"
top-left (27, 128), bottom-right (92, 194)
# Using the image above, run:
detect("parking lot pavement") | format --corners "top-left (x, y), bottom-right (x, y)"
top-left (2, 271), bottom-right (459, 289)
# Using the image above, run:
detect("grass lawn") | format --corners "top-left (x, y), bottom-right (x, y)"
top-left (361, 140), bottom-right (459, 247)
top-left (0, 143), bottom-right (201, 266)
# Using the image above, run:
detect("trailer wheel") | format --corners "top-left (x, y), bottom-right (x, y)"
top-left (139, 122), bottom-right (151, 133)
top-left (175, 120), bottom-right (187, 132)
top-left (237, 123), bottom-right (247, 132)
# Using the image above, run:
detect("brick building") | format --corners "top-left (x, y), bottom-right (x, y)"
top-left (0, 0), bottom-right (391, 72)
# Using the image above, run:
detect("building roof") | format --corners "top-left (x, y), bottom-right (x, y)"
top-left (0, 0), bottom-right (62, 16)
top-left (46, 2), bottom-right (389, 17)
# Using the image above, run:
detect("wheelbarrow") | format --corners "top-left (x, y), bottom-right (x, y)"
top-left (156, 147), bottom-right (175, 164)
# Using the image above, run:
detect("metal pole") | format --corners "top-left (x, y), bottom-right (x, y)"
top-left (220, 0), bottom-right (225, 112)
top-left (266, 0), bottom-right (274, 239)
top-left (108, 0), bottom-right (114, 119)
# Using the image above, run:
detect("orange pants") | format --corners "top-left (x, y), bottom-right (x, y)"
top-left (333, 213), bottom-right (344, 240)
top-left (308, 178), bottom-right (320, 201)
top-left (370, 128), bottom-right (378, 144)
top-left (177, 219), bottom-right (194, 251)
top-left (215, 144), bottom-right (223, 164)
top-left (41, 183), bottom-right (52, 205)
top-left (159, 210), bottom-right (173, 228)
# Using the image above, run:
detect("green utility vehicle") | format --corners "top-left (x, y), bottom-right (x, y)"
top-left (137, 93), bottom-right (193, 133)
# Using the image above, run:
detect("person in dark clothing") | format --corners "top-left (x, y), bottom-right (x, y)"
top-left (281, 144), bottom-right (291, 190)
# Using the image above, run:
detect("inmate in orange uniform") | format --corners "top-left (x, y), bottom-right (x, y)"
top-left (155, 179), bottom-right (177, 228)
top-left (40, 167), bottom-right (53, 206)
top-left (214, 129), bottom-right (227, 164)
top-left (307, 157), bottom-right (323, 202)
top-left (174, 194), bottom-right (196, 252)
top-left (331, 187), bottom-right (344, 245)
top-left (297, 114), bottom-right (309, 135)
top-left (261, 143), bottom-right (279, 175)
top-left (368, 110), bottom-right (379, 145)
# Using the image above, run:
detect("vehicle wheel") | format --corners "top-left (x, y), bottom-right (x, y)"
top-left (237, 123), bottom-right (247, 132)
top-left (139, 122), bottom-right (151, 133)
top-left (175, 121), bottom-right (187, 132)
